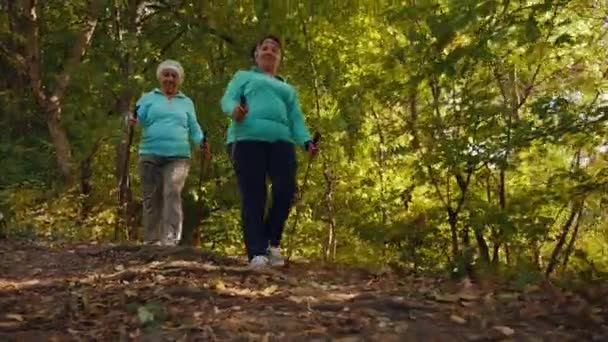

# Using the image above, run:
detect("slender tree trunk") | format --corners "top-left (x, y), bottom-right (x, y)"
top-left (531, 239), bottom-right (542, 269)
top-left (561, 206), bottom-right (583, 271)
top-left (79, 137), bottom-right (103, 219)
top-left (475, 228), bottom-right (491, 263)
top-left (448, 209), bottom-right (459, 259)
top-left (546, 201), bottom-right (584, 277)
top-left (475, 175), bottom-right (492, 263)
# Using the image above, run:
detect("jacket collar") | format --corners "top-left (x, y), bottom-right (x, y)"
top-left (250, 66), bottom-right (285, 82)
top-left (153, 88), bottom-right (186, 98)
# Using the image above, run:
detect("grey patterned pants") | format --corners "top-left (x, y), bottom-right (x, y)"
top-left (138, 156), bottom-right (190, 246)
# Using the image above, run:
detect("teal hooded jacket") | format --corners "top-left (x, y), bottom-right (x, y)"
top-left (135, 88), bottom-right (205, 158)
top-left (220, 67), bottom-right (312, 147)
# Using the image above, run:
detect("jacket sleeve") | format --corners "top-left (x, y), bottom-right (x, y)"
top-left (220, 70), bottom-right (247, 115)
top-left (287, 87), bottom-right (312, 147)
top-left (134, 92), bottom-right (153, 126)
top-left (186, 99), bottom-right (204, 144)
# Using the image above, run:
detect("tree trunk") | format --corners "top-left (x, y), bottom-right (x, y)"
top-left (531, 239), bottom-right (542, 270)
top-left (79, 137), bottom-right (103, 219)
top-left (45, 106), bottom-right (74, 184)
top-left (492, 243), bottom-right (500, 265)
top-left (475, 227), bottom-right (491, 263)
top-left (546, 201), bottom-right (584, 277)
top-left (448, 210), bottom-right (459, 259)
top-left (561, 206), bottom-right (583, 271)
top-left (6, 0), bottom-right (103, 187)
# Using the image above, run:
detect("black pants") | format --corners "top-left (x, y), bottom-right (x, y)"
top-left (228, 140), bottom-right (297, 260)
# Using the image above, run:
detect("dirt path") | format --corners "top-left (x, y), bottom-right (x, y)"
top-left (0, 239), bottom-right (606, 341)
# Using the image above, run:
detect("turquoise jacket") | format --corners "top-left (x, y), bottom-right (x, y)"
top-left (135, 88), bottom-right (204, 158)
top-left (220, 67), bottom-right (312, 147)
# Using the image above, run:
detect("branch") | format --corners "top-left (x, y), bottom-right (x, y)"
top-left (139, 27), bottom-right (188, 75)
top-left (52, 0), bottom-right (104, 102)
top-left (426, 165), bottom-right (450, 211)
top-left (0, 41), bottom-right (27, 71)
top-left (516, 3), bottom-right (575, 110)
top-left (454, 170), bottom-right (473, 214)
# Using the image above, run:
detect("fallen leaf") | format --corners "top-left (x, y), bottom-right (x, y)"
top-left (371, 333), bottom-right (401, 342)
top-left (589, 314), bottom-right (604, 324)
top-left (262, 284), bottom-right (278, 296)
top-left (333, 337), bottom-right (362, 342)
top-left (459, 293), bottom-right (480, 301)
top-left (137, 306), bottom-right (154, 324)
top-left (519, 303), bottom-right (546, 319)
top-left (460, 301), bottom-right (476, 308)
top-left (496, 292), bottom-right (519, 301)
top-left (0, 321), bottom-right (20, 328)
top-left (5, 313), bottom-right (24, 322)
top-left (211, 279), bottom-right (226, 291)
top-left (394, 322), bottom-right (409, 333)
top-left (523, 284), bottom-right (541, 293)
top-left (433, 293), bottom-right (460, 303)
top-left (450, 314), bottom-right (467, 324)
top-left (493, 325), bottom-right (515, 336)
top-left (124, 289), bottom-right (137, 298)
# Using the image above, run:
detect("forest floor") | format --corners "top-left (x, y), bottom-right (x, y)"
top-left (0, 239), bottom-right (607, 341)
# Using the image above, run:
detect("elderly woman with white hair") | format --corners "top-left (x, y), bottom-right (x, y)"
top-left (129, 59), bottom-right (208, 246)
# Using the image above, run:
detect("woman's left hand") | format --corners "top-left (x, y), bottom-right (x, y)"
top-left (306, 141), bottom-right (318, 157)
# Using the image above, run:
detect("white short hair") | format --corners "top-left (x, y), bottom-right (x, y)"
top-left (156, 59), bottom-right (184, 83)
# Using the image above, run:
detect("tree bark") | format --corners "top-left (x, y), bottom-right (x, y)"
top-left (447, 209), bottom-right (459, 259)
top-left (546, 201), bottom-right (584, 277)
top-left (561, 206), bottom-right (582, 271)
top-left (45, 106), bottom-right (73, 183)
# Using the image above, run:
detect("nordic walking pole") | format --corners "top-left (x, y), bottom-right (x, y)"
top-left (117, 106), bottom-right (139, 241)
top-left (230, 94), bottom-right (248, 162)
top-left (192, 132), bottom-right (211, 247)
top-left (285, 132), bottom-right (321, 263)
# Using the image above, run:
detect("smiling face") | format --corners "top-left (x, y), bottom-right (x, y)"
top-left (255, 38), bottom-right (281, 74)
top-left (159, 68), bottom-right (180, 95)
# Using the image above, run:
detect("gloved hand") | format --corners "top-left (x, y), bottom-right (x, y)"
top-left (304, 140), bottom-right (318, 157)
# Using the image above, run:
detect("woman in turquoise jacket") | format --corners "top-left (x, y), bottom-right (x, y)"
top-left (220, 35), bottom-right (318, 268)
top-left (129, 59), bottom-right (208, 246)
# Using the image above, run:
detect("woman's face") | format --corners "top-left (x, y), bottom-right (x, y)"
top-left (159, 69), bottom-right (179, 95)
top-left (255, 39), bottom-right (281, 73)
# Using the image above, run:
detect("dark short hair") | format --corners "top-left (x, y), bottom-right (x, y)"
top-left (251, 34), bottom-right (282, 61)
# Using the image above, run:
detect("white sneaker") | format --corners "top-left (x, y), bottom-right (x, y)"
top-left (249, 255), bottom-right (269, 268)
top-left (268, 247), bottom-right (285, 266)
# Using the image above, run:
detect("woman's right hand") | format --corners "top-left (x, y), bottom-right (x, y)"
top-left (124, 112), bottom-right (138, 127)
top-left (232, 104), bottom-right (248, 122)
